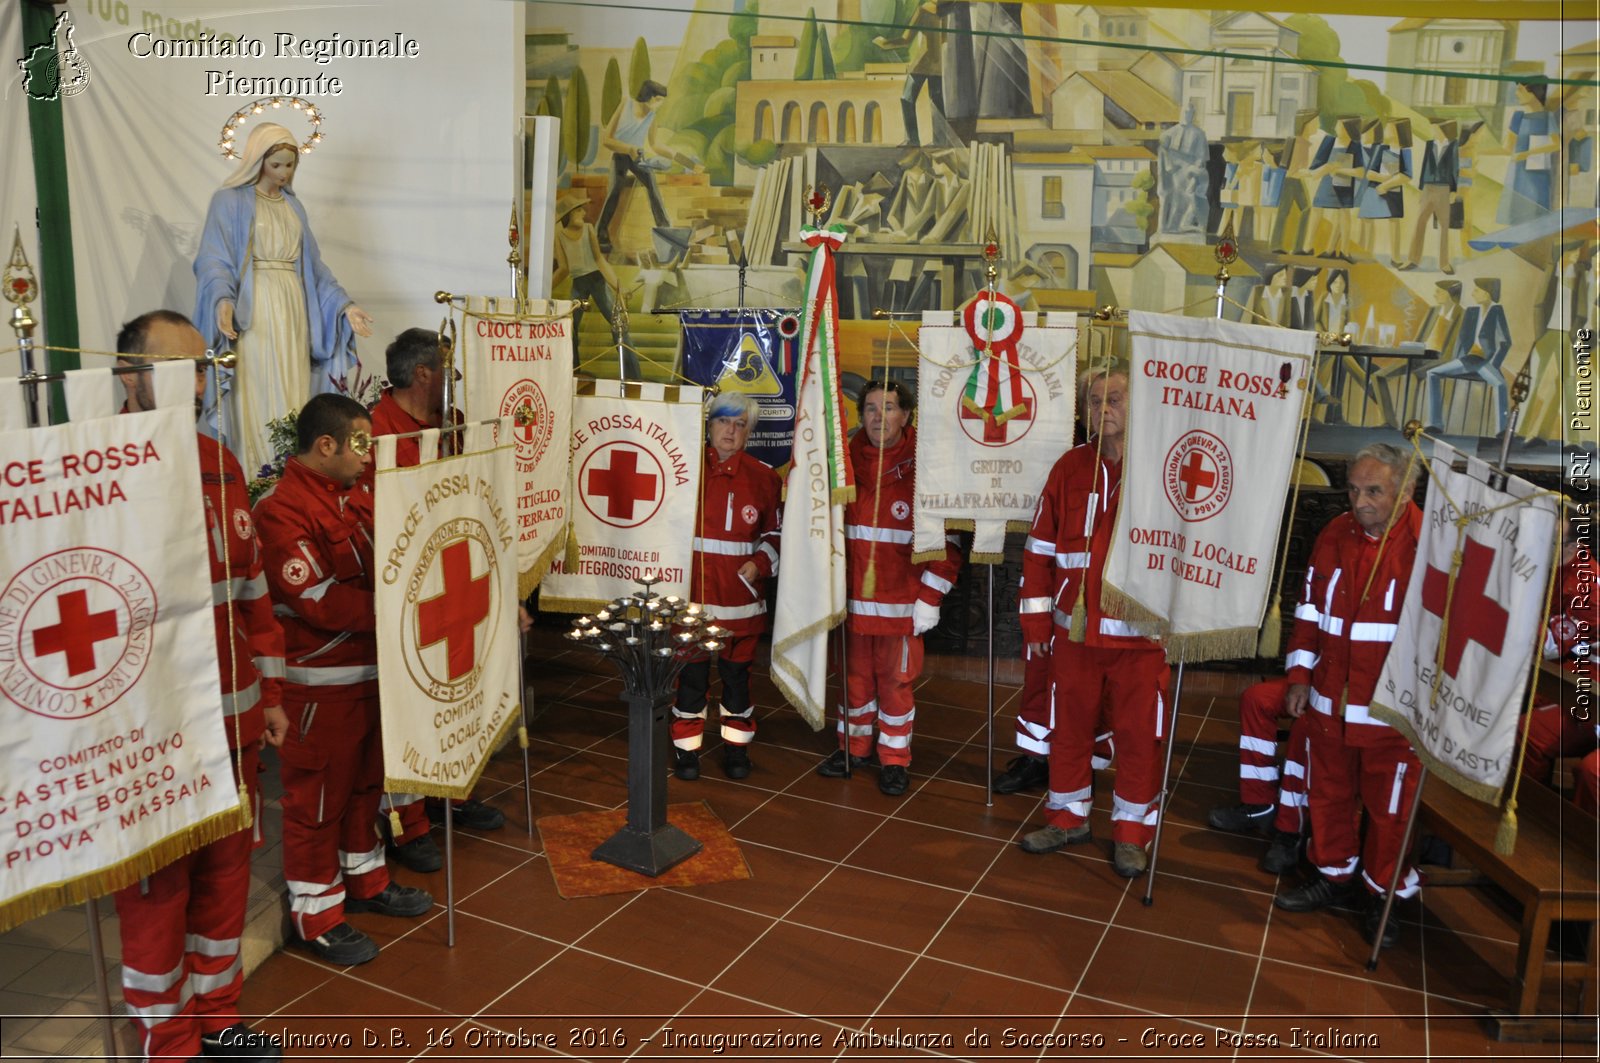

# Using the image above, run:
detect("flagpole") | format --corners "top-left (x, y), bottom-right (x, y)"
top-left (1145, 233), bottom-right (1237, 904)
top-left (981, 233), bottom-right (1000, 807)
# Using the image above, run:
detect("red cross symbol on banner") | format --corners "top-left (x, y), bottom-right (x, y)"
top-left (1420, 536), bottom-right (1509, 677)
top-left (1178, 450), bottom-right (1217, 501)
top-left (586, 447), bottom-right (659, 521)
top-left (32, 589), bottom-right (120, 677)
top-left (418, 541), bottom-right (491, 681)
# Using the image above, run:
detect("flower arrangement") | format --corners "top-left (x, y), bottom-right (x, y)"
top-left (247, 412), bottom-right (300, 503)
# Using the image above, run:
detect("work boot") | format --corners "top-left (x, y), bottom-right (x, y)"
top-left (1019, 823), bottom-right (1091, 854)
top-left (1207, 801), bottom-right (1273, 834)
top-left (1274, 876), bottom-right (1358, 913)
top-left (1113, 842), bottom-right (1148, 878)
top-left (993, 755), bottom-right (1049, 795)
top-left (673, 748), bottom-right (700, 781)
top-left (816, 749), bottom-right (872, 777)
top-left (722, 745), bottom-right (751, 780)
top-left (878, 764), bottom-right (909, 796)
top-left (386, 834), bottom-right (442, 874)
top-left (346, 882), bottom-right (435, 918)
top-left (1261, 829), bottom-right (1303, 874)
top-left (296, 922), bottom-right (380, 966)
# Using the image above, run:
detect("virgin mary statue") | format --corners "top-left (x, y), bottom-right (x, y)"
top-left (193, 122), bottom-right (373, 473)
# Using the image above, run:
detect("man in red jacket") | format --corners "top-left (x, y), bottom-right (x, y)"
top-left (255, 393), bottom-right (434, 966)
top-left (1273, 443), bottom-right (1422, 948)
top-left (111, 310), bottom-right (287, 1062)
top-left (1017, 367), bottom-right (1169, 877)
top-left (369, 328), bottom-right (505, 873)
top-left (816, 379), bottom-right (962, 796)
top-left (672, 392), bottom-right (782, 780)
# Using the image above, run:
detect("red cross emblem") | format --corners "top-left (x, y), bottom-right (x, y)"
top-left (417, 539), bottom-right (492, 682)
top-left (1420, 536), bottom-right (1509, 677)
top-left (581, 443), bottom-right (665, 528)
top-left (1162, 430), bottom-right (1233, 523)
top-left (499, 380), bottom-right (552, 471)
top-left (32, 589), bottom-right (120, 677)
top-left (1178, 450), bottom-right (1218, 502)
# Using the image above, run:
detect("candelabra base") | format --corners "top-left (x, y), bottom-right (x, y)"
top-left (591, 822), bottom-right (702, 877)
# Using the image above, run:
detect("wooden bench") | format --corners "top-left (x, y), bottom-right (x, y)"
top-left (1418, 772), bottom-right (1599, 1041)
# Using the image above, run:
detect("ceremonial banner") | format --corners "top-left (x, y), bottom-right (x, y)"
top-left (1370, 442), bottom-right (1559, 803)
top-left (0, 376), bottom-right (241, 931)
top-left (771, 224), bottom-right (856, 730)
top-left (1104, 311), bottom-right (1315, 660)
top-left (679, 309), bottom-right (799, 471)
top-left (542, 380), bottom-right (704, 612)
top-left (460, 295), bottom-right (575, 595)
top-left (374, 422), bottom-right (521, 798)
top-left (914, 299), bottom-right (1076, 563)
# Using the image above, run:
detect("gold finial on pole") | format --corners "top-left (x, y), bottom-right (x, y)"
top-left (804, 184), bottom-right (832, 226)
top-left (6, 225), bottom-right (42, 427)
top-left (982, 225), bottom-right (1000, 286)
top-left (1402, 419), bottom-right (1424, 442)
top-left (1213, 217), bottom-right (1237, 319)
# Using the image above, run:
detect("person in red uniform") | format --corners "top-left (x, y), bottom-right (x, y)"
top-left (368, 328), bottom-right (507, 873)
top-left (111, 311), bottom-right (287, 1063)
top-left (1521, 513), bottom-right (1599, 815)
top-left (671, 391), bottom-right (782, 780)
top-left (1206, 677), bottom-right (1311, 874)
top-left (1273, 443), bottom-right (1422, 948)
top-left (255, 392), bottom-right (434, 966)
top-left (1017, 367), bottom-right (1170, 878)
top-left (816, 379), bottom-right (962, 797)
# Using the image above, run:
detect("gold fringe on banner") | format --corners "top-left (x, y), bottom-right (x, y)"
top-left (0, 802), bottom-right (250, 934)
top-left (519, 528), bottom-right (568, 599)
top-left (384, 710), bottom-right (521, 803)
top-left (539, 595), bottom-right (610, 615)
top-left (770, 606), bottom-right (849, 732)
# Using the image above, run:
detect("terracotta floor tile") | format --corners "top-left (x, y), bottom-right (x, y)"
top-left (358, 910), bottom-right (562, 1016)
top-left (675, 842), bottom-right (835, 919)
top-left (575, 889), bottom-right (776, 985)
top-left (491, 948), bottom-right (701, 1016)
top-left (262, 975), bottom-right (447, 1059)
top-left (844, 817), bottom-right (1004, 893)
top-left (456, 856), bottom-right (634, 944)
top-left (876, 956), bottom-right (1072, 1016)
top-left (709, 922), bottom-right (916, 1020)
top-left (632, 1007), bottom-right (844, 1059)
top-left (1423, 995), bottom-right (1575, 1058)
top-left (785, 866), bottom-right (965, 954)
top-left (731, 794), bottom-right (886, 863)
top-left (894, 776), bottom-right (1039, 841)
top-left (1112, 875), bottom-right (1274, 955)
top-left (1244, 959), bottom-right (1431, 1057)
top-left (971, 841), bottom-right (1130, 924)
top-left (1075, 926), bottom-right (1257, 1016)
top-left (924, 895), bottom-right (1104, 992)
top-left (238, 951), bottom-right (336, 1016)
top-left (1141, 821), bottom-right (1283, 892)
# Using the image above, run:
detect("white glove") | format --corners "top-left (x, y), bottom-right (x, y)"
top-left (912, 600), bottom-right (941, 636)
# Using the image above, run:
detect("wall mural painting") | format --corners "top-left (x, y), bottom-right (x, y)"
top-left (531, 3), bottom-right (1595, 461)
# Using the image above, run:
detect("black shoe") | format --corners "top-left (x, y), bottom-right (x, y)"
top-left (1274, 876), bottom-right (1358, 913)
top-left (816, 749), bottom-right (871, 777)
top-left (200, 1022), bottom-right (283, 1061)
top-left (386, 834), bottom-right (442, 873)
top-left (1261, 830), bottom-right (1303, 874)
top-left (296, 922), bottom-right (379, 966)
top-left (427, 798), bottom-right (505, 831)
top-left (993, 754), bottom-right (1049, 795)
top-left (722, 745), bottom-right (751, 780)
top-left (878, 764), bottom-right (909, 796)
top-left (1364, 896), bottom-right (1400, 948)
top-left (346, 882), bottom-right (434, 918)
top-left (1207, 802), bottom-right (1274, 834)
top-left (673, 748), bottom-right (701, 781)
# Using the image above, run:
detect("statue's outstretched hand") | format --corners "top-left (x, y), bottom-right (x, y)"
top-left (346, 305), bottom-right (374, 338)
top-left (218, 300), bottom-right (238, 341)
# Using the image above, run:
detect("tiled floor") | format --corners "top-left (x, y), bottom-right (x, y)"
top-left (2, 630), bottom-right (1593, 1061)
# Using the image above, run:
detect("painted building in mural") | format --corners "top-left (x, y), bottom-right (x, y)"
top-left (535, 2), bottom-right (1596, 456)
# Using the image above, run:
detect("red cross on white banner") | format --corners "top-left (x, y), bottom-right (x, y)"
top-left (417, 540), bottom-right (492, 681)
top-left (584, 444), bottom-right (662, 525)
top-left (1178, 450), bottom-right (1217, 502)
top-left (31, 589), bottom-right (120, 678)
top-left (1420, 536), bottom-right (1509, 677)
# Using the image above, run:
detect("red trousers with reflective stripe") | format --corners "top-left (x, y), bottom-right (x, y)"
top-left (1016, 645), bottom-right (1115, 767)
top-left (278, 696), bottom-right (391, 939)
top-left (1236, 677), bottom-right (1311, 834)
top-left (114, 745), bottom-right (260, 1063)
top-left (1305, 711), bottom-right (1421, 897)
top-left (672, 634), bottom-right (759, 750)
top-left (1045, 640), bottom-right (1169, 845)
top-left (839, 629), bottom-right (923, 767)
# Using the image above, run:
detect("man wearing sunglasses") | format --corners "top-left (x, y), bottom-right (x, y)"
top-left (255, 392), bottom-right (434, 967)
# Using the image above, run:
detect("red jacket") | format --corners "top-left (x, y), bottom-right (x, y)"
top-left (844, 427), bottom-right (962, 636)
top-left (1019, 441), bottom-right (1156, 649)
top-left (1546, 555), bottom-right (1597, 664)
top-left (199, 436), bottom-right (284, 749)
top-left (369, 390), bottom-right (462, 468)
top-left (692, 448), bottom-right (781, 637)
top-left (1285, 506), bottom-right (1422, 740)
top-left (253, 458), bottom-right (378, 702)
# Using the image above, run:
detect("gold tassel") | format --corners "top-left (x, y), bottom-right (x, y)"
top-left (237, 781), bottom-right (254, 830)
top-left (1494, 800), bottom-right (1519, 855)
top-left (862, 557), bottom-right (877, 600)
top-left (1069, 593), bottom-right (1087, 642)
top-left (564, 523), bottom-right (580, 570)
top-left (518, 725), bottom-right (530, 750)
top-left (1257, 601), bottom-right (1282, 659)
top-left (388, 808), bottom-right (403, 837)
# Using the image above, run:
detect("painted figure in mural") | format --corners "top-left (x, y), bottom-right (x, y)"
top-left (1272, 113), bottom-right (1319, 255)
top-left (1308, 116), bottom-right (1362, 259)
top-left (1453, 121), bottom-right (1486, 262)
top-left (1401, 119), bottom-right (1458, 274)
top-left (1250, 264), bottom-right (1293, 327)
top-left (1376, 279), bottom-right (1462, 428)
top-left (873, 0), bottom-right (947, 148)
top-left (1521, 242), bottom-right (1594, 443)
top-left (1424, 277), bottom-right (1511, 435)
top-left (1558, 89), bottom-right (1596, 210)
top-left (1157, 103), bottom-right (1210, 236)
top-left (552, 191), bottom-right (638, 378)
top-left (1316, 269), bottom-right (1377, 425)
top-left (1498, 81), bottom-right (1560, 227)
top-left (595, 80), bottom-right (701, 255)
top-left (1288, 267), bottom-right (1318, 333)
top-left (1218, 141), bottom-right (1265, 244)
top-left (194, 122), bottom-right (374, 476)
top-left (1356, 118), bottom-right (1411, 267)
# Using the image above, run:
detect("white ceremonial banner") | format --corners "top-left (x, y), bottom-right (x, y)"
top-left (913, 306), bottom-right (1076, 563)
top-left (0, 387), bottom-right (239, 931)
top-left (542, 381), bottom-right (704, 613)
top-left (1104, 311), bottom-right (1315, 661)
top-left (374, 422), bottom-right (521, 798)
top-left (1370, 442), bottom-right (1559, 804)
top-left (460, 295), bottom-right (575, 595)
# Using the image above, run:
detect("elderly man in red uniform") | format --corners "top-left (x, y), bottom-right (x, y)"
top-left (256, 393), bottom-right (434, 966)
top-left (1273, 442), bottom-right (1422, 948)
top-left (369, 328), bottom-right (507, 873)
top-left (816, 379), bottom-right (962, 796)
top-left (111, 311), bottom-right (288, 1063)
top-left (1017, 366), bottom-right (1169, 877)
top-left (671, 392), bottom-right (782, 781)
